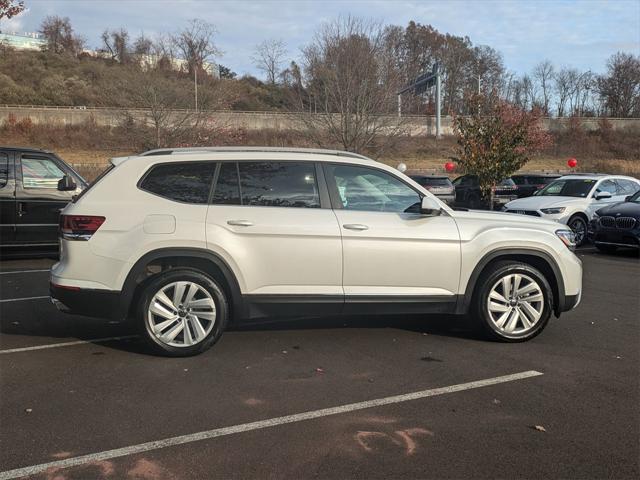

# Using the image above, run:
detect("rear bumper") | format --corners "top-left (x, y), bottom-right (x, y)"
top-left (50, 283), bottom-right (123, 320)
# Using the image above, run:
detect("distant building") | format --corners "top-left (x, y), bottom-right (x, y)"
top-left (0, 32), bottom-right (46, 51)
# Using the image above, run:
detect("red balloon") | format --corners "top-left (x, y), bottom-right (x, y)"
top-left (444, 162), bottom-right (455, 172)
top-left (567, 158), bottom-right (578, 168)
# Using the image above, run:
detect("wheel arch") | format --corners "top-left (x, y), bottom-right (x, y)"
top-left (458, 248), bottom-right (566, 317)
top-left (118, 248), bottom-right (244, 323)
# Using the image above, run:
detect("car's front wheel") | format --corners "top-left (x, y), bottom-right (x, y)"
top-left (568, 215), bottom-right (588, 246)
top-left (138, 268), bottom-right (228, 356)
top-left (474, 261), bottom-right (553, 342)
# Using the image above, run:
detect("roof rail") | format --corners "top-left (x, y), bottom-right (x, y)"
top-left (138, 146), bottom-right (373, 162)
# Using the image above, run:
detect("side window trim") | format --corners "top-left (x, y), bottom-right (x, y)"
top-left (322, 162), bottom-right (423, 212)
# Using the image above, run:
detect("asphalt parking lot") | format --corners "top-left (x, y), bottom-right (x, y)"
top-left (0, 248), bottom-right (638, 480)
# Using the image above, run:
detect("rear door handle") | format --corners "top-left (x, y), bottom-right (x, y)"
top-left (343, 224), bottom-right (369, 231)
top-left (227, 220), bottom-right (254, 227)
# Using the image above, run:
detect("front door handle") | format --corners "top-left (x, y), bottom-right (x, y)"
top-left (343, 223), bottom-right (369, 231)
top-left (17, 202), bottom-right (26, 217)
top-left (227, 220), bottom-right (254, 227)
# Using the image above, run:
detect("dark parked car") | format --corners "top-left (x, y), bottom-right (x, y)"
top-left (409, 175), bottom-right (455, 204)
top-left (588, 189), bottom-right (640, 253)
top-left (452, 174), bottom-right (517, 209)
top-left (510, 173), bottom-right (561, 198)
top-left (0, 147), bottom-right (86, 252)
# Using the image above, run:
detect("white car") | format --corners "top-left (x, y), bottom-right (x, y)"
top-left (50, 147), bottom-right (583, 356)
top-left (504, 174), bottom-right (640, 245)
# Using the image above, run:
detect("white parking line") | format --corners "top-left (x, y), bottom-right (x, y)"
top-left (0, 295), bottom-right (49, 303)
top-left (0, 370), bottom-right (543, 480)
top-left (0, 335), bottom-right (139, 354)
top-left (0, 269), bottom-right (50, 275)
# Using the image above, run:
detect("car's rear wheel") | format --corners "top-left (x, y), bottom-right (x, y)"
top-left (138, 268), bottom-right (228, 356)
top-left (473, 261), bottom-right (553, 342)
top-left (568, 215), bottom-right (588, 246)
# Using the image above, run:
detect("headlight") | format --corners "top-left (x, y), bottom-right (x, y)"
top-left (541, 207), bottom-right (566, 214)
top-left (556, 229), bottom-right (576, 250)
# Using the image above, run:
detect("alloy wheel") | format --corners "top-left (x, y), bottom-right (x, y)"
top-left (486, 273), bottom-right (544, 336)
top-left (146, 281), bottom-right (217, 347)
top-left (569, 217), bottom-right (586, 245)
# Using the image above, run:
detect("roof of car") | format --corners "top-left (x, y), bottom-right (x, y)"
top-left (558, 173), bottom-right (638, 181)
top-left (138, 147), bottom-right (372, 161)
top-left (511, 173), bottom-right (561, 177)
top-left (1, 146), bottom-right (53, 154)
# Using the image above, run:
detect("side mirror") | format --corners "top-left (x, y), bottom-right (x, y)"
top-left (625, 195), bottom-right (632, 202)
top-left (594, 191), bottom-right (612, 200)
top-left (58, 175), bottom-right (77, 191)
top-left (421, 196), bottom-right (442, 216)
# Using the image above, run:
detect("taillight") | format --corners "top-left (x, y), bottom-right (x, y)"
top-left (60, 215), bottom-right (105, 241)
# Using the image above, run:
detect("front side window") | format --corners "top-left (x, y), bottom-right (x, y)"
top-left (538, 179), bottom-right (596, 197)
top-left (596, 179), bottom-right (617, 195)
top-left (140, 162), bottom-right (215, 204)
top-left (21, 156), bottom-right (65, 189)
top-left (327, 164), bottom-right (421, 213)
top-left (238, 162), bottom-right (320, 208)
top-left (0, 152), bottom-right (8, 188)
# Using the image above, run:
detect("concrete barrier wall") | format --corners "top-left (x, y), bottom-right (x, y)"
top-left (1, 106), bottom-right (639, 136)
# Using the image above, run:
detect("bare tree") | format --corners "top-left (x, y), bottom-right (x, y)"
top-left (101, 28), bottom-right (130, 63)
top-left (554, 67), bottom-right (576, 117)
top-left (295, 17), bottom-right (406, 155)
top-left (252, 39), bottom-right (287, 84)
top-left (533, 60), bottom-right (554, 115)
top-left (39, 15), bottom-right (84, 56)
top-left (172, 19), bottom-right (220, 74)
top-left (133, 34), bottom-right (153, 56)
top-left (597, 52), bottom-right (640, 118)
top-left (0, 0), bottom-right (24, 19)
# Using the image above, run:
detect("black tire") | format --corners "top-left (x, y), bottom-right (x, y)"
top-left (138, 268), bottom-right (228, 357)
top-left (568, 215), bottom-right (588, 246)
top-left (595, 244), bottom-right (618, 254)
top-left (472, 260), bottom-right (553, 342)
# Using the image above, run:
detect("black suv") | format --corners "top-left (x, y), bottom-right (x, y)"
top-left (0, 147), bottom-right (86, 252)
top-left (452, 175), bottom-right (517, 210)
top-left (511, 173), bottom-right (561, 198)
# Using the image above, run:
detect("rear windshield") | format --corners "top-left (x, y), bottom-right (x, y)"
top-left (538, 179), bottom-right (596, 197)
top-left (498, 178), bottom-right (516, 187)
top-left (422, 177), bottom-right (451, 186)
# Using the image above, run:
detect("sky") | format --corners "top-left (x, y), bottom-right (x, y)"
top-left (2, 0), bottom-right (639, 78)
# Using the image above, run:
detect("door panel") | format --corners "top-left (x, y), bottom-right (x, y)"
top-left (335, 210), bottom-right (461, 296)
top-left (206, 161), bottom-right (343, 298)
top-left (15, 153), bottom-right (79, 245)
top-left (0, 151), bottom-right (16, 245)
top-left (325, 163), bottom-right (461, 298)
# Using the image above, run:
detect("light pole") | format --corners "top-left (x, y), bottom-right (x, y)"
top-left (194, 66), bottom-right (198, 113)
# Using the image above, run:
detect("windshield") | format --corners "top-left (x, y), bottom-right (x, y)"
top-left (421, 177), bottom-right (451, 186)
top-left (537, 179), bottom-right (596, 197)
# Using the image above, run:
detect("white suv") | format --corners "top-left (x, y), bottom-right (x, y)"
top-left (50, 148), bottom-right (583, 356)
top-left (504, 174), bottom-right (640, 245)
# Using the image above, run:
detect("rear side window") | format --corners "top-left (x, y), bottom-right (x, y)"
top-left (0, 152), bottom-right (8, 188)
top-left (238, 162), bottom-right (320, 208)
top-left (140, 162), bottom-right (215, 204)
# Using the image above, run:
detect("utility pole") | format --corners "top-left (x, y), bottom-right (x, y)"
top-left (435, 63), bottom-right (441, 139)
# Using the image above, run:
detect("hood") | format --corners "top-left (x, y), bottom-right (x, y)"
top-left (505, 195), bottom-right (584, 210)
top-left (596, 201), bottom-right (640, 217)
top-left (451, 209), bottom-right (561, 230)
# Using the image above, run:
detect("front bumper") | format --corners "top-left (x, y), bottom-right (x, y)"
top-left (50, 283), bottom-right (123, 320)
